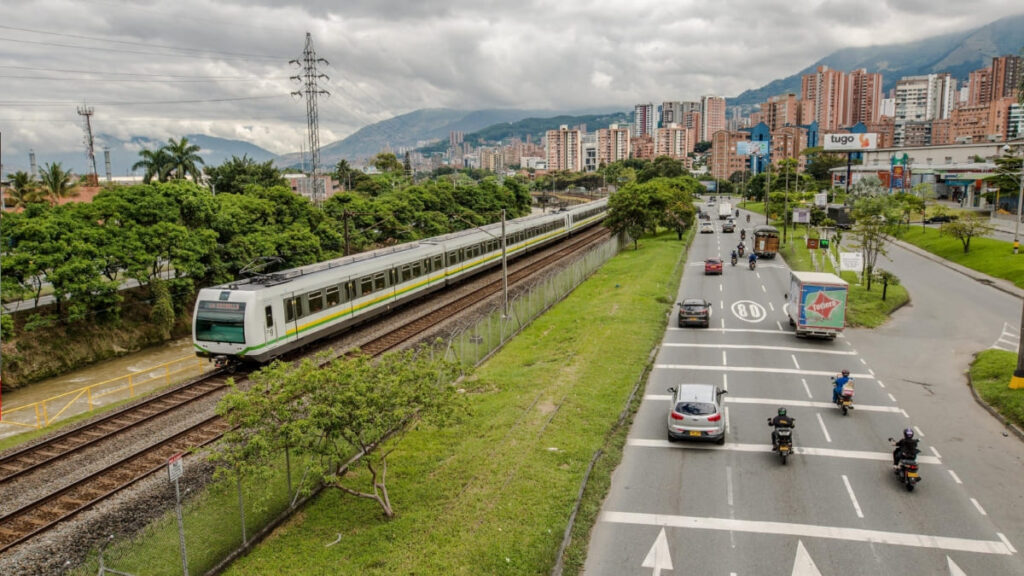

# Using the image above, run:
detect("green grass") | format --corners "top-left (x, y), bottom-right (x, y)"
top-left (969, 349), bottom-right (1024, 430)
top-left (86, 230), bottom-right (690, 576)
top-left (778, 225), bottom-right (909, 328)
top-left (897, 226), bottom-right (1024, 289)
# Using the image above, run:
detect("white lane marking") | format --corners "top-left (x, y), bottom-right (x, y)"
top-left (720, 300), bottom-right (725, 310)
top-left (627, 438), bottom-right (942, 464)
top-left (599, 511), bottom-right (1012, 555)
top-left (792, 354), bottom-right (801, 369)
top-left (901, 409), bottom-right (910, 418)
top-left (756, 272), bottom-right (762, 279)
top-left (641, 528), bottom-right (673, 574)
top-left (817, 413), bottom-right (832, 443)
top-left (997, 533), bottom-right (1018, 554)
top-left (841, 475), bottom-right (864, 518)
top-left (868, 368), bottom-right (875, 377)
top-left (726, 465), bottom-right (734, 507)
top-left (777, 321), bottom-right (784, 331)
top-left (647, 395), bottom-right (903, 414)
top-left (930, 446), bottom-right (942, 459)
top-left (913, 426), bottom-right (924, 437)
top-left (859, 358), bottom-right (867, 365)
top-left (971, 498), bottom-right (988, 516)
top-left (801, 378), bottom-right (813, 399)
top-left (720, 283), bottom-right (723, 292)
top-left (948, 469), bottom-right (963, 484)
top-left (792, 540), bottom-right (823, 576)
top-left (721, 317), bottom-right (726, 329)
top-left (877, 380), bottom-right (886, 389)
top-left (655, 364), bottom-right (876, 380)
top-left (769, 301), bottom-right (775, 311)
top-left (663, 343), bottom-right (858, 355)
top-left (761, 284), bottom-right (767, 293)
top-left (723, 373), bottom-right (729, 391)
top-left (723, 350), bottom-right (728, 366)
top-left (725, 407), bottom-right (731, 434)
top-left (888, 393), bottom-right (897, 402)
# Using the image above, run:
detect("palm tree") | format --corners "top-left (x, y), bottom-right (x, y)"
top-left (5, 170), bottom-right (46, 208)
top-left (38, 162), bottom-right (79, 205)
top-left (132, 148), bottom-right (173, 184)
top-left (162, 137), bottom-right (205, 181)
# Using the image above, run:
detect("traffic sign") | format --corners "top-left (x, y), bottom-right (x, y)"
top-left (168, 453), bottom-right (184, 482)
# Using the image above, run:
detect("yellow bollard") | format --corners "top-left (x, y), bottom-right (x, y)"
top-left (1011, 374), bottom-right (1024, 389)
top-left (1014, 241), bottom-right (1020, 255)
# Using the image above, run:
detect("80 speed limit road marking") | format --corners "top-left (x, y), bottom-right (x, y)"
top-left (731, 300), bottom-right (766, 323)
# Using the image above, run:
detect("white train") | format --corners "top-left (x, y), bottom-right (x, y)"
top-left (193, 198), bottom-right (608, 365)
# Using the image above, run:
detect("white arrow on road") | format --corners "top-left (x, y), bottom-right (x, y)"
top-left (791, 540), bottom-right (822, 576)
top-left (642, 527), bottom-right (673, 575)
top-left (947, 556), bottom-right (967, 575)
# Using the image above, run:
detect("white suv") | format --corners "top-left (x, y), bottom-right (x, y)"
top-left (666, 384), bottom-right (727, 444)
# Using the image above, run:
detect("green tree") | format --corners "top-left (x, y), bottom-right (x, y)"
top-left (850, 193), bottom-right (900, 290)
top-left (162, 137), bottom-right (205, 181)
top-left (605, 184), bottom-right (657, 249)
top-left (132, 148), bottom-right (173, 183)
top-left (5, 170), bottom-right (45, 207)
top-left (204, 155), bottom-right (286, 195)
top-left (37, 162), bottom-right (79, 205)
top-left (372, 152), bottom-right (403, 174)
top-left (213, 349), bottom-right (465, 518)
top-left (939, 213), bottom-right (995, 253)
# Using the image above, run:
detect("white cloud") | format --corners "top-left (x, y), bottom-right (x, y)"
top-left (0, 0), bottom-right (1021, 172)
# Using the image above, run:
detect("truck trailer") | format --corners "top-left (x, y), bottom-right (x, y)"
top-left (786, 271), bottom-right (848, 339)
top-left (718, 202), bottom-right (732, 220)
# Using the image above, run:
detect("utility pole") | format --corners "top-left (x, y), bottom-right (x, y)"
top-left (290, 33), bottom-right (329, 207)
top-left (77, 105), bottom-right (99, 186)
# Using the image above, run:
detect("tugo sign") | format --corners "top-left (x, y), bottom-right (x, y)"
top-left (823, 133), bottom-right (877, 151)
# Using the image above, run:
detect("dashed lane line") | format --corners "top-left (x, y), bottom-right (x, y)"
top-left (654, 364), bottom-right (875, 380)
top-left (644, 394), bottom-right (903, 414)
top-left (627, 438), bottom-right (941, 464)
top-left (599, 511), bottom-right (1013, 555)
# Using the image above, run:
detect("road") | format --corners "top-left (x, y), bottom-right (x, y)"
top-left (583, 200), bottom-right (1024, 575)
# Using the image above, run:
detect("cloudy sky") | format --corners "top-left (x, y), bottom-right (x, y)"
top-left (1, 0), bottom-right (1022, 171)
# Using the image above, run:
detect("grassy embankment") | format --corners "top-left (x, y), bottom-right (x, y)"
top-left (969, 350), bottom-right (1024, 431)
top-left (896, 225), bottom-right (1024, 289)
top-left (75, 229), bottom-right (691, 576)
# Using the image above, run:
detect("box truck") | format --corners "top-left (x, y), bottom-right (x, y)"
top-left (718, 202), bottom-right (732, 220)
top-left (786, 271), bottom-right (848, 339)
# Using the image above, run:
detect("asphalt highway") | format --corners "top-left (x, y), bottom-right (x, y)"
top-left (583, 200), bottom-right (1024, 575)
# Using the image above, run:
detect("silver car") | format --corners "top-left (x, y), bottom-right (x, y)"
top-left (666, 384), bottom-right (727, 444)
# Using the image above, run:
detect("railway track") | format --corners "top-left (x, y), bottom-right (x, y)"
top-left (0, 226), bottom-right (613, 555)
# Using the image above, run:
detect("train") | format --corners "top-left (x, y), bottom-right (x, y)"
top-left (192, 198), bottom-right (609, 365)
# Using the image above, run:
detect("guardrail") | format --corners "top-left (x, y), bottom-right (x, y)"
top-left (1, 356), bottom-right (208, 432)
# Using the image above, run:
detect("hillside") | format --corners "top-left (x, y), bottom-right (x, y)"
top-left (730, 13), bottom-right (1024, 108)
top-left (416, 112), bottom-right (632, 155)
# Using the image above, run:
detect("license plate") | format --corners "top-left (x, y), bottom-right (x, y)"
top-left (779, 445), bottom-right (789, 452)
top-left (842, 400), bottom-right (852, 406)
top-left (907, 472), bottom-right (919, 478)
top-left (687, 317), bottom-right (699, 321)
top-left (689, 430), bottom-right (701, 437)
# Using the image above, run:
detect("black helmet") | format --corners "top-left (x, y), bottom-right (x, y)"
top-left (842, 369), bottom-right (850, 376)
top-left (903, 428), bottom-right (914, 439)
top-left (778, 407), bottom-right (787, 416)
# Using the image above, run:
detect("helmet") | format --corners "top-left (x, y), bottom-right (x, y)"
top-left (778, 407), bottom-right (787, 416)
top-left (842, 369), bottom-right (850, 376)
top-left (903, 428), bottom-right (914, 439)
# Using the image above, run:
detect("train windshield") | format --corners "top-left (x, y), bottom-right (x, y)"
top-left (195, 301), bottom-right (247, 343)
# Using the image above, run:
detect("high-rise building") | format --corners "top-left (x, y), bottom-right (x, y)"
top-left (634, 103), bottom-right (656, 138)
top-left (849, 68), bottom-right (883, 124)
top-left (893, 74), bottom-right (957, 146)
top-left (597, 124), bottom-right (631, 166)
top-left (992, 55), bottom-right (1023, 101)
top-left (655, 123), bottom-right (694, 161)
top-left (761, 93), bottom-right (801, 131)
top-left (769, 126), bottom-right (808, 171)
top-left (967, 67), bottom-right (993, 106)
top-left (701, 95), bottom-right (727, 142)
top-left (661, 101), bottom-right (683, 127)
top-left (545, 125), bottom-right (583, 172)
top-left (710, 130), bottom-right (750, 181)
top-left (801, 65), bottom-right (849, 131)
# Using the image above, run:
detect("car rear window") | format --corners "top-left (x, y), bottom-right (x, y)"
top-left (683, 304), bottom-right (707, 313)
top-left (675, 401), bottom-right (717, 415)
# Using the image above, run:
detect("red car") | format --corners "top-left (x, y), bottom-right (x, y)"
top-left (704, 258), bottom-right (723, 275)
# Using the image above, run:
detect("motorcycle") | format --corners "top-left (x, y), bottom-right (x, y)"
top-left (889, 439), bottom-right (922, 491)
top-left (746, 214), bottom-right (750, 223)
top-left (749, 258), bottom-right (756, 271)
top-left (737, 245), bottom-right (745, 258)
top-left (769, 419), bottom-right (794, 464)
top-left (831, 376), bottom-right (855, 415)
top-left (731, 254), bottom-right (738, 266)
top-left (740, 229), bottom-right (746, 241)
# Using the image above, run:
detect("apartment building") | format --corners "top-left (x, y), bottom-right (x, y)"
top-left (701, 96), bottom-right (727, 142)
top-left (770, 126), bottom-right (809, 171)
top-left (709, 130), bottom-right (750, 181)
top-left (992, 55), bottom-right (1023, 101)
top-left (801, 65), bottom-right (849, 131)
top-left (545, 125), bottom-right (583, 172)
top-left (849, 68), bottom-right (883, 124)
top-left (967, 67), bottom-right (993, 105)
top-left (597, 123), bottom-right (631, 166)
top-left (762, 93), bottom-right (802, 131)
top-left (655, 123), bottom-right (694, 161)
top-left (893, 74), bottom-right (957, 146)
top-left (634, 103), bottom-right (656, 138)
top-left (631, 135), bottom-right (656, 160)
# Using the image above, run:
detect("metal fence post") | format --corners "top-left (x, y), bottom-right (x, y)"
top-left (237, 474), bottom-right (247, 545)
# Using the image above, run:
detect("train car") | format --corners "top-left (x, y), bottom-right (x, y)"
top-left (193, 198), bottom-right (608, 365)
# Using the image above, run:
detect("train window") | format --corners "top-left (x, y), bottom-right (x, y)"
top-left (423, 258), bottom-right (432, 273)
top-left (400, 264), bottom-right (412, 282)
top-left (308, 290), bottom-right (324, 314)
top-left (265, 305), bottom-right (273, 329)
top-left (360, 276), bottom-right (374, 296)
top-left (433, 255), bottom-right (443, 270)
top-left (326, 286), bottom-right (341, 307)
top-left (373, 272), bottom-right (386, 291)
top-left (447, 250), bottom-right (459, 265)
top-left (389, 268), bottom-right (398, 286)
top-left (195, 301), bottom-right (247, 344)
top-left (411, 261), bottom-right (422, 278)
top-left (285, 297), bottom-right (300, 322)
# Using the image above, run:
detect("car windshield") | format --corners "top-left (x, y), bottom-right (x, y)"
top-left (675, 401), bottom-right (717, 415)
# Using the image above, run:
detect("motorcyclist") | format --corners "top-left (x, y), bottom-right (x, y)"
top-left (768, 407), bottom-right (795, 449)
top-left (748, 252), bottom-right (757, 266)
top-left (735, 208), bottom-right (740, 218)
top-left (730, 249), bottom-right (738, 264)
top-left (892, 428), bottom-right (920, 466)
top-left (737, 241), bottom-right (745, 256)
top-left (832, 369), bottom-right (851, 404)
top-left (746, 214), bottom-right (751, 223)
top-left (740, 229), bottom-right (746, 240)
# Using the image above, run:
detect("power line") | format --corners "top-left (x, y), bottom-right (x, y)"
top-left (0, 74), bottom-right (257, 84)
top-left (0, 64), bottom-right (263, 80)
top-left (0, 95), bottom-right (288, 107)
top-left (0, 24), bottom-right (282, 60)
top-left (0, 35), bottom-right (282, 62)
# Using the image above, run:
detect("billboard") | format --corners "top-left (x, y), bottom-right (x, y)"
top-left (823, 133), bottom-right (878, 151)
top-left (736, 141), bottom-right (769, 156)
top-left (793, 208), bottom-right (811, 223)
